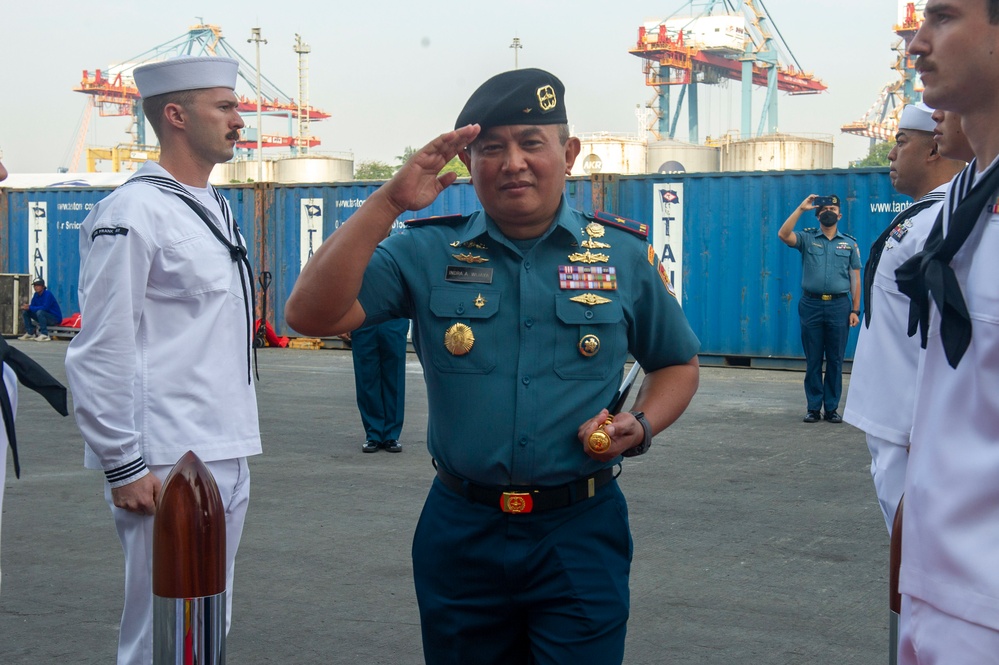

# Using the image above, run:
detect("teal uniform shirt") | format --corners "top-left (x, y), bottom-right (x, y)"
top-left (357, 198), bottom-right (699, 487)
top-left (793, 228), bottom-right (862, 294)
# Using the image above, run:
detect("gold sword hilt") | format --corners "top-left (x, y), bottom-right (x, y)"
top-left (587, 415), bottom-right (614, 453)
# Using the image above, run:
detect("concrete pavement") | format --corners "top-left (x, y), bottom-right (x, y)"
top-left (0, 340), bottom-right (887, 664)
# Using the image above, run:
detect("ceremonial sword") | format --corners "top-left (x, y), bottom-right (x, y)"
top-left (586, 362), bottom-right (641, 453)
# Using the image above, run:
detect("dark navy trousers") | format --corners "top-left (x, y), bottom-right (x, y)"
top-left (350, 319), bottom-right (408, 442)
top-left (798, 295), bottom-right (850, 412)
top-left (412, 478), bottom-right (633, 665)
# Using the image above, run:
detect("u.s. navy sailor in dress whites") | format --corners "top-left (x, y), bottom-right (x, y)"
top-left (779, 194), bottom-right (862, 423)
top-left (895, 2), bottom-right (999, 658)
top-left (843, 103), bottom-right (965, 534)
top-left (64, 56), bottom-right (261, 665)
top-left (286, 68), bottom-right (700, 664)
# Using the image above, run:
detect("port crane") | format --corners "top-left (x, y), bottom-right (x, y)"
top-left (71, 22), bottom-right (329, 171)
top-left (629, 0), bottom-right (826, 143)
top-left (840, 1), bottom-right (925, 145)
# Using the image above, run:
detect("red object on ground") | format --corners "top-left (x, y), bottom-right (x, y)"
top-left (60, 313), bottom-right (82, 328)
top-left (255, 319), bottom-right (289, 348)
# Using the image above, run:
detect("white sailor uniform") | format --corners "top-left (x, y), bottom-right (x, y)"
top-left (65, 161), bottom-right (261, 665)
top-left (843, 183), bottom-right (947, 533)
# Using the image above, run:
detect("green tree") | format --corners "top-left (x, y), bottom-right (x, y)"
top-left (440, 156), bottom-right (469, 178)
top-left (353, 160), bottom-right (394, 180)
top-left (394, 146), bottom-right (418, 173)
top-left (851, 141), bottom-right (894, 168)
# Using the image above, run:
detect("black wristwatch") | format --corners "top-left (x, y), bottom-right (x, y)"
top-left (851, 309), bottom-right (860, 315)
top-left (621, 411), bottom-right (652, 457)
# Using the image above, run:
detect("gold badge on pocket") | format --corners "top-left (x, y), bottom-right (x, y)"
top-left (444, 323), bottom-right (475, 356)
top-left (578, 334), bottom-right (600, 357)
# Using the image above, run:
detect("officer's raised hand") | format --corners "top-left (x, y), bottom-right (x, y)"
top-left (799, 194), bottom-right (820, 212)
top-left (381, 124), bottom-right (481, 214)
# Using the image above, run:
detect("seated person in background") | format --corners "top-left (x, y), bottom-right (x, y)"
top-left (20, 279), bottom-right (62, 342)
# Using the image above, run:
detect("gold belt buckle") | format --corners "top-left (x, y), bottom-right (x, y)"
top-left (821, 294), bottom-right (832, 301)
top-left (500, 492), bottom-right (534, 514)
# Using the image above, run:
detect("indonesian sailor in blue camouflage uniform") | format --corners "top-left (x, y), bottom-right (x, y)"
top-left (286, 68), bottom-right (700, 665)
top-left (778, 193), bottom-right (862, 424)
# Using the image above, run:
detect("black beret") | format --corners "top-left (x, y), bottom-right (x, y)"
top-left (454, 68), bottom-right (567, 131)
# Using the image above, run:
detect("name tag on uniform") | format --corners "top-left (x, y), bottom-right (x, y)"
top-left (445, 265), bottom-right (494, 284)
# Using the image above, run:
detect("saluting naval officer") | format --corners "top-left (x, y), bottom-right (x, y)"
top-left (286, 68), bottom-right (700, 664)
top-left (843, 103), bottom-right (966, 534)
top-left (65, 56), bottom-right (261, 665)
top-left (778, 193), bottom-right (862, 423)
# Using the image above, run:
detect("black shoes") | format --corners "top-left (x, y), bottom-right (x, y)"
top-left (362, 439), bottom-right (403, 453)
top-left (803, 410), bottom-right (842, 423)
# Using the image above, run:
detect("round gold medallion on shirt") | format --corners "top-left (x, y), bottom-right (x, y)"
top-left (578, 334), bottom-right (600, 357)
top-left (444, 323), bottom-right (475, 356)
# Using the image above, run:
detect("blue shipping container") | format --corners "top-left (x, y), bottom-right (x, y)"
top-left (3, 167), bottom-right (908, 364)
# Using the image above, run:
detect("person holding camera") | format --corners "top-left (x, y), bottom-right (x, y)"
top-left (778, 193), bottom-right (861, 424)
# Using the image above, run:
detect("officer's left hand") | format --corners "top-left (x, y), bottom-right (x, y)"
top-left (849, 312), bottom-right (859, 327)
top-left (578, 409), bottom-right (644, 462)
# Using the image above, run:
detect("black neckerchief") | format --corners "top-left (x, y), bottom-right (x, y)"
top-left (122, 175), bottom-right (257, 383)
top-left (896, 158), bottom-right (999, 368)
top-left (0, 337), bottom-right (69, 478)
top-left (863, 192), bottom-right (944, 328)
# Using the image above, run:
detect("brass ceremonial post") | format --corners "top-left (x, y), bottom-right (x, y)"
top-left (153, 451), bottom-right (227, 665)
top-left (888, 496), bottom-right (903, 665)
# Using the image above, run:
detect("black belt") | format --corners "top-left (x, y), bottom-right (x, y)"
top-left (803, 290), bottom-right (848, 301)
top-left (434, 464), bottom-right (617, 514)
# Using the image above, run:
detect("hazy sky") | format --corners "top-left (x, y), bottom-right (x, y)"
top-left (1, 0), bottom-right (904, 173)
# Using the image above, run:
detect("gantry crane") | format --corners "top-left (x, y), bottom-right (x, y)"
top-left (840, 1), bottom-right (925, 145)
top-left (630, 0), bottom-right (826, 143)
top-left (72, 22), bottom-right (330, 171)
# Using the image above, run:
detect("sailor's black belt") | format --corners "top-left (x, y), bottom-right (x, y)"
top-left (803, 290), bottom-right (848, 301)
top-left (435, 464), bottom-right (616, 514)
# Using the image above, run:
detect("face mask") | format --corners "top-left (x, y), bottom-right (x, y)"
top-left (818, 210), bottom-right (838, 227)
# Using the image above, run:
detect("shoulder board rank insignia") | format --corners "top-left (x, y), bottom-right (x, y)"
top-left (802, 227), bottom-right (818, 233)
top-left (841, 232), bottom-right (859, 243)
top-left (405, 214), bottom-right (471, 228)
top-left (591, 211), bottom-right (649, 240)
